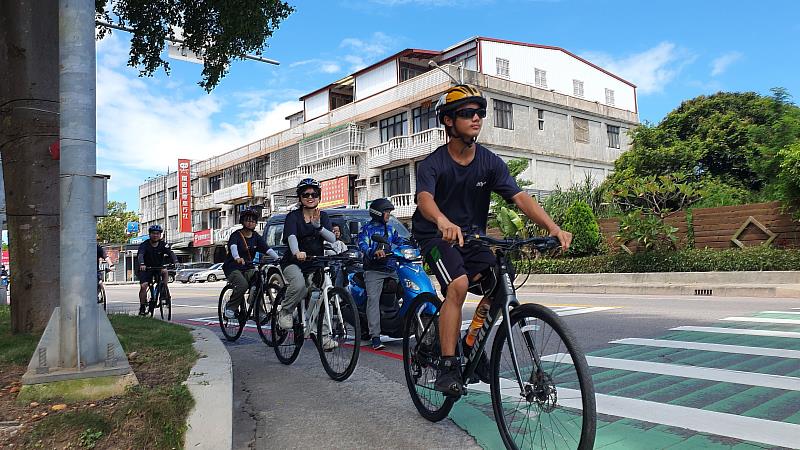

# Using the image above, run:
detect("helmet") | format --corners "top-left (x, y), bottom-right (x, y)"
top-left (435, 84), bottom-right (487, 124)
top-left (148, 224), bottom-right (163, 233)
top-left (296, 178), bottom-right (321, 198)
top-left (368, 198), bottom-right (395, 223)
top-left (239, 208), bottom-right (260, 226)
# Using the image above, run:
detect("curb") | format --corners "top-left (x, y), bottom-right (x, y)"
top-left (184, 327), bottom-right (232, 450)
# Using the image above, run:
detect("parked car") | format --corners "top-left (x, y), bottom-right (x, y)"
top-left (190, 263), bottom-right (226, 283)
top-left (175, 262), bottom-right (215, 283)
top-left (262, 207), bottom-right (411, 287)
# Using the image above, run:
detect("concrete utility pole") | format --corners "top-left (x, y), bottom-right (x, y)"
top-left (22, 0), bottom-right (134, 393)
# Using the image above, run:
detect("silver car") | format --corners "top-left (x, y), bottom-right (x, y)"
top-left (190, 263), bottom-right (226, 283)
top-left (175, 262), bottom-right (215, 283)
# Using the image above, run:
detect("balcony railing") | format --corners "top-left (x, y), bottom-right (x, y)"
top-left (252, 179), bottom-right (268, 198)
top-left (270, 167), bottom-right (311, 193)
top-left (389, 192), bottom-right (415, 219)
top-left (213, 181), bottom-right (254, 204)
top-left (299, 123), bottom-right (365, 165)
top-left (367, 128), bottom-right (445, 169)
top-left (307, 155), bottom-right (360, 183)
top-left (193, 193), bottom-right (215, 211)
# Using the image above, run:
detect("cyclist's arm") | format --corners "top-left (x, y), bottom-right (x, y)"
top-left (137, 243), bottom-right (146, 266)
top-left (511, 192), bottom-right (560, 234)
top-left (417, 191), bottom-right (463, 246)
top-left (167, 247), bottom-right (178, 265)
top-left (230, 244), bottom-right (241, 259)
top-left (317, 213), bottom-right (335, 243)
top-left (254, 235), bottom-right (279, 259)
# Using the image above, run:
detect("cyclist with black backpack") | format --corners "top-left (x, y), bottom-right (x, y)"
top-left (222, 208), bottom-right (279, 320)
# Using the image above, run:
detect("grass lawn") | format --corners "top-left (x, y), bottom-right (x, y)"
top-left (0, 305), bottom-right (198, 449)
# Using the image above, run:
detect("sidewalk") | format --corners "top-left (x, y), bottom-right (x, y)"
top-left (519, 271), bottom-right (800, 298)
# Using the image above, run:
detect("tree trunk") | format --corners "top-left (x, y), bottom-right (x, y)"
top-left (0, 0), bottom-right (60, 333)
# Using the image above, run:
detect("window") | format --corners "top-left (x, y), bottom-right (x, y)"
top-left (607, 125), bottom-right (620, 149)
top-left (382, 165), bottom-right (410, 198)
top-left (209, 210), bottom-right (222, 229)
top-left (157, 191), bottom-right (166, 205)
top-left (400, 63), bottom-right (426, 82)
top-left (412, 104), bottom-right (438, 133)
top-left (574, 117), bottom-right (589, 143)
top-left (379, 112), bottom-right (408, 143)
top-left (169, 188), bottom-right (177, 200)
top-left (573, 79), bottom-right (584, 98)
top-left (496, 58), bottom-right (510, 78)
top-left (208, 175), bottom-right (222, 192)
top-left (537, 109), bottom-right (545, 131)
top-left (605, 88), bottom-right (615, 106)
top-left (493, 99), bottom-right (514, 130)
top-left (534, 68), bottom-right (547, 88)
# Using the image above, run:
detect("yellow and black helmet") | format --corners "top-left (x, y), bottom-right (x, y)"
top-left (435, 84), bottom-right (487, 123)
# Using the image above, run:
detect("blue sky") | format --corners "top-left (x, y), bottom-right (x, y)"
top-left (97, 0), bottom-right (800, 211)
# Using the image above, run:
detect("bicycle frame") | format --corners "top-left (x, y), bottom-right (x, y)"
top-left (297, 266), bottom-right (338, 339)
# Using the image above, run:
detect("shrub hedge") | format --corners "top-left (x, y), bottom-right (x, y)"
top-left (521, 245), bottom-right (800, 274)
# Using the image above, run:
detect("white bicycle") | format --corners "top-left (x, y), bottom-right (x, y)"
top-left (271, 255), bottom-right (361, 381)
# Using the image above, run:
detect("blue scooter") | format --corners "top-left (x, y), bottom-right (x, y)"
top-left (346, 234), bottom-right (436, 339)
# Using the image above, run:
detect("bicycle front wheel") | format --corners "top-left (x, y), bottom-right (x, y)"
top-left (271, 291), bottom-right (304, 365)
top-left (316, 287), bottom-right (360, 381)
top-left (159, 288), bottom-right (171, 321)
top-left (490, 303), bottom-right (596, 450)
top-left (402, 293), bottom-right (455, 422)
top-left (218, 285), bottom-right (245, 341)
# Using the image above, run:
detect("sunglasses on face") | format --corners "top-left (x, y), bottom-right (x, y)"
top-left (301, 192), bottom-right (320, 199)
top-left (454, 108), bottom-right (487, 119)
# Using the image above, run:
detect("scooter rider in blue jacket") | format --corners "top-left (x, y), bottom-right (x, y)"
top-left (358, 198), bottom-right (405, 350)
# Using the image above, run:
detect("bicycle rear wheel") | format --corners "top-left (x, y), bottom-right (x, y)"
top-left (97, 284), bottom-right (106, 311)
top-left (256, 283), bottom-right (281, 347)
top-left (402, 293), bottom-right (455, 422)
top-left (147, 285), bottom-right (157, 317)
top-left (316, 287), bottom-right (360, 381)
top-left (218, 285), bottom-right (245, 341)
top-left (271, 292), bottom-right (304, 364)
top-left (490, 303), bottom-right (596, 450)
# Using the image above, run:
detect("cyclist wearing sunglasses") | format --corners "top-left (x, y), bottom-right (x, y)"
top-left (411, 84), bottom-right (573, 396)
top-left (277, 178), bottom-right (339, 350)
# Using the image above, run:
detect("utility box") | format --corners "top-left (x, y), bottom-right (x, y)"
top-left (94, 174), bottom-right (110, 217)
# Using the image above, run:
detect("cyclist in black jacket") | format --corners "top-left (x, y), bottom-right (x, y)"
top-left (137, 224), bottom-right (178, 316)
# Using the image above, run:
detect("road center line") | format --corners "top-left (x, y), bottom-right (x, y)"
top-left (610, 338), bottom-right (800, 359)
top-left (671, 326), bottom-right (800, 339)
top-left (541, 353), bottom-right (800, 391)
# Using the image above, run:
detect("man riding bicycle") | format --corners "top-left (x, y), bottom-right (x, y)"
top-left (137, 224), bottom-right (178, 316)
top-left (222, 208), bottom-right (279, 320)
top-left (412, 84), bottom-right (572, 397)
top-left (358, 198), bottom-right (404, 350)
top-left (277, 178), bottom-right (339, 351)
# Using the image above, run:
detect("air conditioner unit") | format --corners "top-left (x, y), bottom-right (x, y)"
top-left (369, 175), bottom-right (380, 185)
top-left (354, 178), bottom-right (367, 188)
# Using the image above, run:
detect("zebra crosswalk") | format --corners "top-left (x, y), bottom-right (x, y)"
top-left (452, 309), bottom-right (800, 449)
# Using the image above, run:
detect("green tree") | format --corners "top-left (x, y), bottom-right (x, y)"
top-left (488, 159), bottom-right (531, 236)
top-left (1, 0), bottom-right (293, 333)
top-left (97, 201), bottom-right (139, 244)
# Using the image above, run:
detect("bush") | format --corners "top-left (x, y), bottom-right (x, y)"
top-left (617, 210), bottom-right (679, 252)
top-left (561, 201), bottom-right (601, 256)
top-left (519, 245), bottom-right (800, 274)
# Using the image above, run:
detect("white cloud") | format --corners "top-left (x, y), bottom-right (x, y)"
top-left (96, 34), bottom-right (301, 198)
top-left (581, 42), bottom-right (694, 95)
top-left (289, 59), bottom-right (341, 74)
top-left (710, 51), bottom-right (742, 76)
top-left (367, 0), bottom-right (455, 5)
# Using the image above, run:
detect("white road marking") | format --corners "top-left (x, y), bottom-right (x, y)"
top-left (722, 317), bottom-right (800, 325)
top-left (611, 338), bottom-right (800, 359)
top-left (458, 306), bottom-right (616, 330)
top-left (541, 353), bottom-right (800, 391)
top-left (671, 326), bottom-right (800, 339)
top-left (467, 378), bottom-right (800, 448)
top-left (761, 311), bottom-right (800, 316)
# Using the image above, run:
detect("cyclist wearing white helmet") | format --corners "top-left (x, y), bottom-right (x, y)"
top-left (277, 178), bottom-right (339, 350)
top-left (137, 224), bottom-right (178, 316)
top-left (412, 84), bottom-right (572, 396)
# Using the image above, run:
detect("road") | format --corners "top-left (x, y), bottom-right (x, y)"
top-left (104, 282), bottom-right (800, 449)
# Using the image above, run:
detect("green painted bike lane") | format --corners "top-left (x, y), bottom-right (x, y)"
top-left (446, 311), bottom-right (800, 449)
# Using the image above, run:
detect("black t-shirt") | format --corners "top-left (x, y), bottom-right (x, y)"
top-left (137, 239), bottom-right (177, 268)
top-left (97, 245), bottom-right (106, 260)
top-left (412, 144), bottom-right (522, 239)
top-left (282, 208), bottom-right (332, 271)
top-left (223, 230), bottom-right (270, 275)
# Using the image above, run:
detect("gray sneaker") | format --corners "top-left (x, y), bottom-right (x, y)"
top-left (224, 306), bottom-right (237, 320)
top-left (321, 336), bottom-right (339, 351)
top-left (277, 310), bottom-right (294, 330)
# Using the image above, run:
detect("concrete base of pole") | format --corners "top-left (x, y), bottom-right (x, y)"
top-left (17, 372), bottom-right (138, 404)
top-left (21, 306), bottom-right (136, 388)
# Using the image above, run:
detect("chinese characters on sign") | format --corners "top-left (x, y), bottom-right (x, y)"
top-left (193, 229), bottom-right (213, 247)
top-left (319, 176), bottom-right (349, 208)
top-left (178, 159), bottom-right (192, 233)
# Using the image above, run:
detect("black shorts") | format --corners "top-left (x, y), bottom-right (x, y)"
top-left (421, 238), bottom-right (497, 295)
top-left (137, 269), bottom-right (163, 284)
